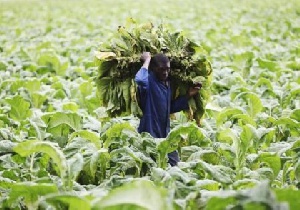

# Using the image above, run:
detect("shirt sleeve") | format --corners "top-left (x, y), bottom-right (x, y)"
top-left (170, 95), bottom-right (189, 113)
top-left (135, 67), bottom-right (149, 88)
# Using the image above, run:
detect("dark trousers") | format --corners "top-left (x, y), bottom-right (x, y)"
top-left (168, 150), bottom-right (180, 166)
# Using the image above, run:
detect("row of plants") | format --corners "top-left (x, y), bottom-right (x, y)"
top-left (0, 0), bottom-right (299, 209)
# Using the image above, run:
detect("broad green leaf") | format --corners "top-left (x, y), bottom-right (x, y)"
top-left (0, 61), bottom-right (7, 71)
top-left (284, 88), bottom-right (300, 107)
top-left (188, 150), bottom-right (220, 165)
top-left (37, 52), bottom-right (67, 76)
top-left (5, 95), bottom-right (32, 121)
top-left (216, 107), bottom-right (244, 128)
top-left (236, 124), bottom-right (256, 156)
top-left (42, 112), bottom-right (82, 131)
top-left (206, 196), bottom-right (237, 210)
top-left (232, 179), bottom-right (260, 190)
top-left (102, 122), bottom-right (136, 148)
top-left (69, 130), bottom-right (101, 149)
top-left (63, 102), bottom-right (79, 112)
top-left (0, 177), bottom-right (15, 189)
top-left (166, 122), bottom-right (210, 147)
top-left (231, 114), bottom-right (257, 126)
top-left (294, 159), bottom-right (300, 182)
top-left (257, 57), bottom-right (279, 71)
top-left (234, 92), bottom-right (263, 118)
top-left (216, 128), bottom-right (238, 144)
top-left (45, 194), bottom-right (91, 210)
top-left (258, 152), bottom-right (281, 178)
top-left (79, 81), bottom-right (94, 98)
top-left (195, 179), bottom-right (219, 191)
top-left (7, 182), bottom-right (58, 209)
top-left (31, 92), bottom-right (47, 108)
top-left (195, 160), bottom-right (234, 184)
top-left (274, 188), bottom-right (300, 210)
top-left (0, 140), bottom-right (16, 153)
top-left (23, 79), bottom-right (41, 94)
top-left (90, 148), bottom-right (110, 181)
top-left (92, 180), bottom-right (171, 210)
top-left (180, 145), bottom-right (201, 162)
top-left (13, 140), bottom-right (68, 181)
top-left (290, 109), bottom-right (300, 121)
top-left (167, 166), bottom-right (197, 184)
top-left (67, 153), bottom-right (84, 187)
top-left (254, 77), bottom-right (274, 91)
top-left (275, 117), bottom-right (300, 129)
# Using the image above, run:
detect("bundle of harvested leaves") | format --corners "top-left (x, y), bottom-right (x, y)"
top-left (95, 19), bottom-right (212, 125)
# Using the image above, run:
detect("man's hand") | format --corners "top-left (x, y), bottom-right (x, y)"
top-left (141, 52), bottom-right (151, 62)
top-left (187, 83), bottom-right (202, 98)
top-left (141, 52), bottom-right (151, 69)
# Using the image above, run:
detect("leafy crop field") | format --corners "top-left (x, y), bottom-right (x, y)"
top-left (0, 0), bottom-right (300, 209)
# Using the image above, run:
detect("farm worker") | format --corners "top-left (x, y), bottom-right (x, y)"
top-left (135, 52), bottom-right (201, 166)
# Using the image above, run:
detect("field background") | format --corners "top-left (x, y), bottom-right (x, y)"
top-left (0, 0), bottom-right (300, 209)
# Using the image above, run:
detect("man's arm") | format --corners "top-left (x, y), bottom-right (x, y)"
top-left (135, 52), bottom-right (151, 87)
top-left (170, 95), bottom-right (189, 113)
top-left (170, 83), bottom-right (202, 113)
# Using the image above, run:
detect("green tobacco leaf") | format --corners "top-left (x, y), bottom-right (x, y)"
top-left (5, 95), bottom-right (32, 121)
top-left (275, 117), bottom-right (300, 130)
top-left (216, 128), bottom-right (238, 144)
top-left (232, 179), bottom-right (260, 190)
top-left (45, 194), bottom-right (91, 210)
top-left (235, 124), bottom-right (256, 159)
top-left (0, 140), bottom-right (16, 153)
top-left (196, 179), bottom-right (219, 191)
top-left (234, 92), bottom-right (263, 118)
top-left (0, 177), bottom-right (15, 190)
top-left (90, 148), bottom-right (110, 181)
top-left (166, 122), bottom-right (210, 147)
top-left (79, 81), bottom-right (94, 98)
top-left (195, 160), bottom-right (234, 184)
top-left (294, 159), bottom-right (300, 182)
top-left (188, 150), bottom-right (220, 165)
top-left (13, 140), bottom-right (68, 181)
top-left (7, 182), bottom-right (58, 209)
top-left (69, 130), bottom-right (101, 149)
top-left (254, 77), bottom-right (274, 91)
top-left (274, 188), bottom-right (300, 210)
top-left (63, 102), bottom-right (79, 112)
top-left (0, 61), bottom-right (7, 71)
top-left (257, 57), bottom-right (279, 71)
top-left (180, 145), bottom-right (201, 162)
top-left (102, 122), bottom-right (136, 148)
top-left (216, 107), bottom-right (244, 128)
top-left (42, 112), bottom-right (82, 131)
top-left (231, 114), bottom-right (257, 126)
top-left (23, 79), bottom-right (41, 94)
top-left (205, 196), bottom-right (237, 210)
top-left (37, 52), bottom-right (68, 76)
top-left (31, 92), bottom-right (47, 108)
top-left (67, 153), bottom-right (84, 188)
top-left (92, 180), bottom-right (171, 210)
top-left (258, 152), bottom-right (281, 178)
top-left (290, 109), bottom-right (300, 122)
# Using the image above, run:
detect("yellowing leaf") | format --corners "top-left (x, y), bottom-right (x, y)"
top-left (95, 51), bottom-right (116, 60)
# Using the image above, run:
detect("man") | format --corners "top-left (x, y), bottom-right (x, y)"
top-left (135, 52), bottom-right (201, 166)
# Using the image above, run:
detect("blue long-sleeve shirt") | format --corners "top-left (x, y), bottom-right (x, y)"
top-left (135, 67), bottom-right (189, 138)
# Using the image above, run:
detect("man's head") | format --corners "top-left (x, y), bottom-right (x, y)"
top-left (150, 53), bottom-right (170, 81)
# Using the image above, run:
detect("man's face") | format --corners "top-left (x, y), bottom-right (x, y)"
top-left (153, 62), bottom-right (170, 81)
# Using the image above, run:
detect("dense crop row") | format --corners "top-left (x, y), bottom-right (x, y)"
top-left (0, 0), bottom-right (299, 209)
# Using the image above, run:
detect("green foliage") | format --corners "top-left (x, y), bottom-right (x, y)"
top-left (92, 180), bottom-right (171, 210)
top-left (0, 0), bottom-right (300, 209)
top-left (5, 95), bottom-right (32, 121)
top-left (95, 20), bottom-right (212, 125)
